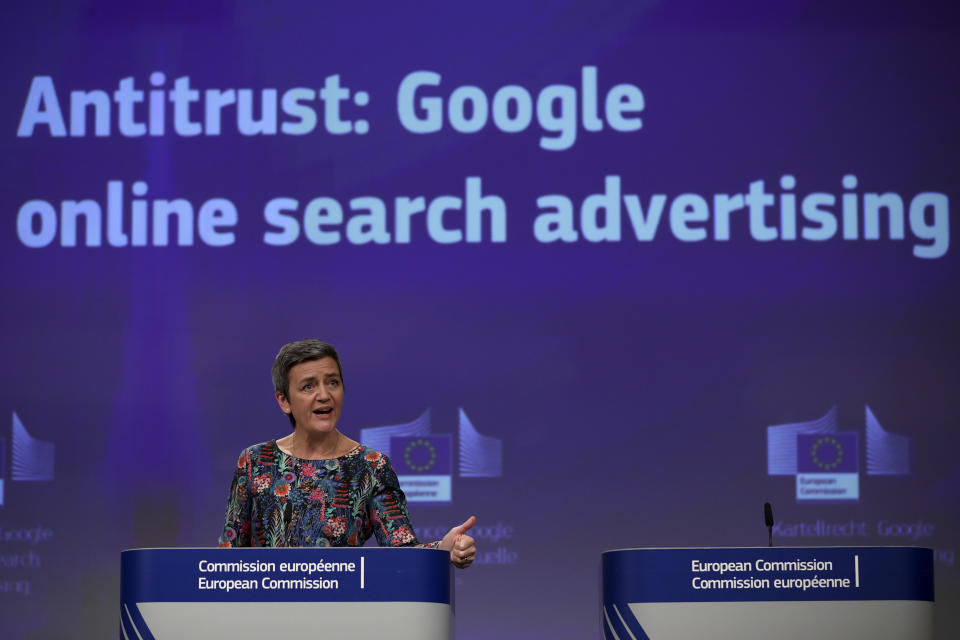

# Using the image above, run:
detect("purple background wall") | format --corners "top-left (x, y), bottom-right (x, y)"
top-left (1, 2), bottom-right (958, 638)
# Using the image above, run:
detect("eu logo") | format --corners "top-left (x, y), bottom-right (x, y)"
top-left (796, 432), bottom-right (859, 502)
top-left (390, 435), bottom-right (452, 503)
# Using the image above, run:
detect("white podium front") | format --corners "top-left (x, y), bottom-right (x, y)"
top-left (120, 547), bottom-right (452, 640)
top-left (602, 546), bottom-right (934, 640)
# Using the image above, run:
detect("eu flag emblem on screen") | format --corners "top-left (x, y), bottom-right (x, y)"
top-left (391, 435), bottom-right (452, 503)
top-left (796, 432), bottom-right (859, 502)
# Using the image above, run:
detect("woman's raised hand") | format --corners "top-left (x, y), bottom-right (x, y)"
top-left (440, 515), bottom-right (477, 569)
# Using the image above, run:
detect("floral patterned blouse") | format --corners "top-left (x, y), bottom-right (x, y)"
top-left (218, 440), bottom-right (437, 548)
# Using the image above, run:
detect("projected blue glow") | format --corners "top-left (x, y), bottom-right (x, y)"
top-left (1, 1), bottom-right (958, 639)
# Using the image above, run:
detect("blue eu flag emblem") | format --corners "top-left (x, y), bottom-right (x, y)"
top-left (797, 433), bottom-right (858, 473)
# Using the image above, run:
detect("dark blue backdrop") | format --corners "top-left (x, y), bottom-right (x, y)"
top-left (1, 2), bottom-right (958, 638)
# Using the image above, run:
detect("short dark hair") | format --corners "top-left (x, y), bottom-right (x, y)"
top-left (272, 340), bottom-right (344, 426)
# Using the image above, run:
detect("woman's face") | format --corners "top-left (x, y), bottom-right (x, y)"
top-left (276, 357), bottom-right (344, 436)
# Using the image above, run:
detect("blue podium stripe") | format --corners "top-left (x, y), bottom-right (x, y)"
top-left (603, 547), bottom-right (933, 603)
top-left (119, 602), bottom-right (157, 640)
top-left (121, 547), bottom-right (451, 604)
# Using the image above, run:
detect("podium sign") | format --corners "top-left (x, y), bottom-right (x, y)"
top-left (602, 546), bottom-right (934, 640)
top-left (121, 547), bottom-right (452, 640)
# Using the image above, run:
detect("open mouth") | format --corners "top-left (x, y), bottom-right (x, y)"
top-left (313, 408), bottom-right (333, 416)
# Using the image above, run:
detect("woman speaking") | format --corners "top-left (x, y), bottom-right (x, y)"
top-left (219, 339), bottom-right (476, 568)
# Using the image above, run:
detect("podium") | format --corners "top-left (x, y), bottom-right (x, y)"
top-left (120, 547), bottom-right (452, 640)
top-left (602, 547), bottom-right (934, 640)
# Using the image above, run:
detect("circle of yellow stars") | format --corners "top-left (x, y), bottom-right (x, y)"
top-left (403, 438), bottom-right (438, 472)
top-left (810, 435), bottom-right (844, 471)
